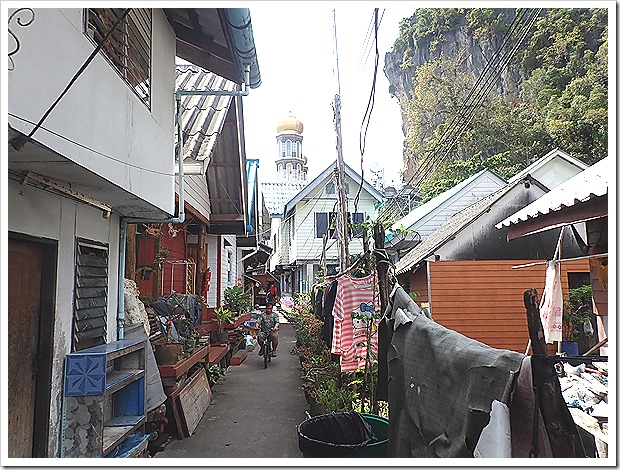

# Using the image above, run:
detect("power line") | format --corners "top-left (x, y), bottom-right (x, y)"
top-left (8, 112), bottom-right (172, 176)
top-left (376, 8), bottom-right (542, 226)
top-left (357, 10), bottom-right (376, 69)
top-left (354, 8), bottom-right (380, 215)
top-left (10, 9), bottom-right (131, 151)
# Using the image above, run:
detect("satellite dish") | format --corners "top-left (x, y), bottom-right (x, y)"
top-left (369, 162), bottom-right (381, 173)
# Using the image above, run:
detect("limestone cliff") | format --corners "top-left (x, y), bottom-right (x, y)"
top-left (384, 8), bottom-right (524, 180)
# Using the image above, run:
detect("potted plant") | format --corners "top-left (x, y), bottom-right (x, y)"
top-left (223, 285), bottom-right (252, 314)
top-left (136, 265), bottom-right (156, 280)
top-left (212, 305), bottom-right (237, 343)
top-left (562, 285), bottom-right (593, 355)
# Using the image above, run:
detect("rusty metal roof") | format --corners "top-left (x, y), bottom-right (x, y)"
top-left (175, 64), bottom-right (247, 234)
top-left (496, 156), bottom-right (610, 230)
top-left (176, 65), bottom-right (236, 163)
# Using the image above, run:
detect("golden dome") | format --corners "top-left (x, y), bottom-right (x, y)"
top-left (276, 115), bottom-right (303, 135)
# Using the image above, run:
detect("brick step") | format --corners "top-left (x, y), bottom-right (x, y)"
top-left (230, 349), bottom-right (248, 366)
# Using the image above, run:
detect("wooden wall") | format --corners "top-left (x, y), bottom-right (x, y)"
top-left (427, 259), bottom-right (591, 352)
top-left (407, 265), bottom-right (429, 305)
top-left (159, 225), bottom-right (188, 295)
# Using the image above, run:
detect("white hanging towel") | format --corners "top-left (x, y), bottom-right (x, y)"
top-left (539, 260), bottom-right (563, 343)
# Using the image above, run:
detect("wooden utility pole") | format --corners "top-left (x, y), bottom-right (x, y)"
top-left (332, 11), bottom-right (349, 272)
top-left (334, 95), bottom-right (349, 271)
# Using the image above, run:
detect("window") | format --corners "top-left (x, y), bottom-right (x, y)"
top-left (315, 212), bottom-right (338, 239)
top-left (286, 140), bottom-right (292, 157)
top-left (298, 142), bottom-right (302, 157)
top-left (85, 8), bottom-right (152, 107)
top-left (315, 212), bottom-right (364, 239)
top-left (227, 251), bottom-right (233, 285)
top-left (73, 240), bottom-right (108, 351)
top-left (326, 182), bottom-right (349, 195)
top-left (280, 141), bottom-right (286, 158)
top-left (350, 212), bottom-right (365, 238)
top-left (286, 163), bottom-right (293, 178)
top-left (292, 141), bottom-right (298, 158)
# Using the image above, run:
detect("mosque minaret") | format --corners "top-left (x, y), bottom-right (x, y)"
top-left (274, 114), bottom-right (308, 182)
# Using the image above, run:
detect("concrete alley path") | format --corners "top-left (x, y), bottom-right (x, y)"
top-left (155, 322), bottom-right (308, 460)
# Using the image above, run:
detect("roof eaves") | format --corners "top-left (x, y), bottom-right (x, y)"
top-left (394, 179), bottom-right (522, 275)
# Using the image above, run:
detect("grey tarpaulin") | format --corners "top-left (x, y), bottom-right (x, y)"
top-left (125, 324), bottom-right (167, 412)
top-left (387, 286), bottom-right (525, 457)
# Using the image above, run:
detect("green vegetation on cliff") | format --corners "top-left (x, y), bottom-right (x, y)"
top-left (391, 8), bottom-right (608, 201)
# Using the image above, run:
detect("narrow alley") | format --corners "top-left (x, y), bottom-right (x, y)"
top-left (155, 322), bottom-right (307, 459)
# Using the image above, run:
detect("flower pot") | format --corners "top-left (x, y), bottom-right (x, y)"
top-left (214, 332), bottom-right (229, 344)
top-left (154, 342), bottom-right (183, 364)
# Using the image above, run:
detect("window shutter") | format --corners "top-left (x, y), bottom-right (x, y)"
top-left (73, 241), bottom-right (108, 351)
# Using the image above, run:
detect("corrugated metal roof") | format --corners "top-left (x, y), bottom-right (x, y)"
top-left (496, 156), bottom-right (609, 229)
top-left (395, 182), bottom-right (518, 275)
top-left (176, 65), bottom-right (237, 162)
top-left (261, 181), bottom-right (307, 217)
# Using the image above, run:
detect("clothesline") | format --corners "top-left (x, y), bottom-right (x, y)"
top-left (511, 253), bottom-right (608, 269)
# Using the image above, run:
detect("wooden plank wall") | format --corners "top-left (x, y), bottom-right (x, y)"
top-left (428, 259), bottom-right (591, 352)
top-left (408, 265), bottom-right (429, 305)
top-left (160, 227), bottom-right (187, 295)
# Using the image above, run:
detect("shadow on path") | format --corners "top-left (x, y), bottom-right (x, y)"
top-left (156, 323), bottom-right (307, 459)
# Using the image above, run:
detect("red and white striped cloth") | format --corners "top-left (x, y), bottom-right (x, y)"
top-left (331, 273), bottom-right (380, 372)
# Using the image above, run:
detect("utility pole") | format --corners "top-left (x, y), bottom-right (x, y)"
top-left (332, 10), bottom-right (349, 272)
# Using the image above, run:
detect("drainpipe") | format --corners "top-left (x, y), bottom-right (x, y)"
top-left (116, 66), bottom-right (252, 340)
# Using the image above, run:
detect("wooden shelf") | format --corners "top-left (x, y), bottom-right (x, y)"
top-left (158, 345), bottom-right (210, 379)
top-left (102, 416), bottom-right (146, 456)
top-left (208, 344), bottom-right (229, 365)
top-left (224, 313), bottom-right (252, 329)
top-left (70, 338), bottom-right (146, 361)
top-left (106, 370), bottom-right (144, 395)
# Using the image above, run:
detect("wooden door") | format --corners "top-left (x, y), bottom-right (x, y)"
top-left (8, 239), bottom-right (43, 457)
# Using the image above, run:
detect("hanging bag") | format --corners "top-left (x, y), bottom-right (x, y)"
top-left (539, 259), bottom-right (563, 343)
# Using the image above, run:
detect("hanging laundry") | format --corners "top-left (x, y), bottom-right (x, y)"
top-left (331, 273), bottom-right (379, 373)
top-left (539, 260), bottom-right (563, 343)
top-left (387, 285), bottom-right (525, 457)
top-left (319, 279), bottom-right (338, 347)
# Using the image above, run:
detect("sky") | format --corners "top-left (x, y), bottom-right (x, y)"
top-left (242, 3), bottom-right (414, 189)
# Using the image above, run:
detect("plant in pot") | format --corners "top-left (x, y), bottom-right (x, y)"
top-left (213, 305), bottom-right (237, 343)
top-left (136, 265), bottom-right (156, 280)
top-left (223, 285), bottom-right (252, 314)
top-left (562, 284), bottom-right (593, 355)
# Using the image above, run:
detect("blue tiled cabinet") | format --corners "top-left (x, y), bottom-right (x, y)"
top-left (62, 338), bottom-right (149, 457)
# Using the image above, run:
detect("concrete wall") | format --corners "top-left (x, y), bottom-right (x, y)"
top-left (7, 8), bottom-right (176, 213)
top-left (8, 179), bottom-right (120, 457)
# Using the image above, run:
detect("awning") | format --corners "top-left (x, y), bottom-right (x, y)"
top-left (496, 157), bottom-right (610, 241)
